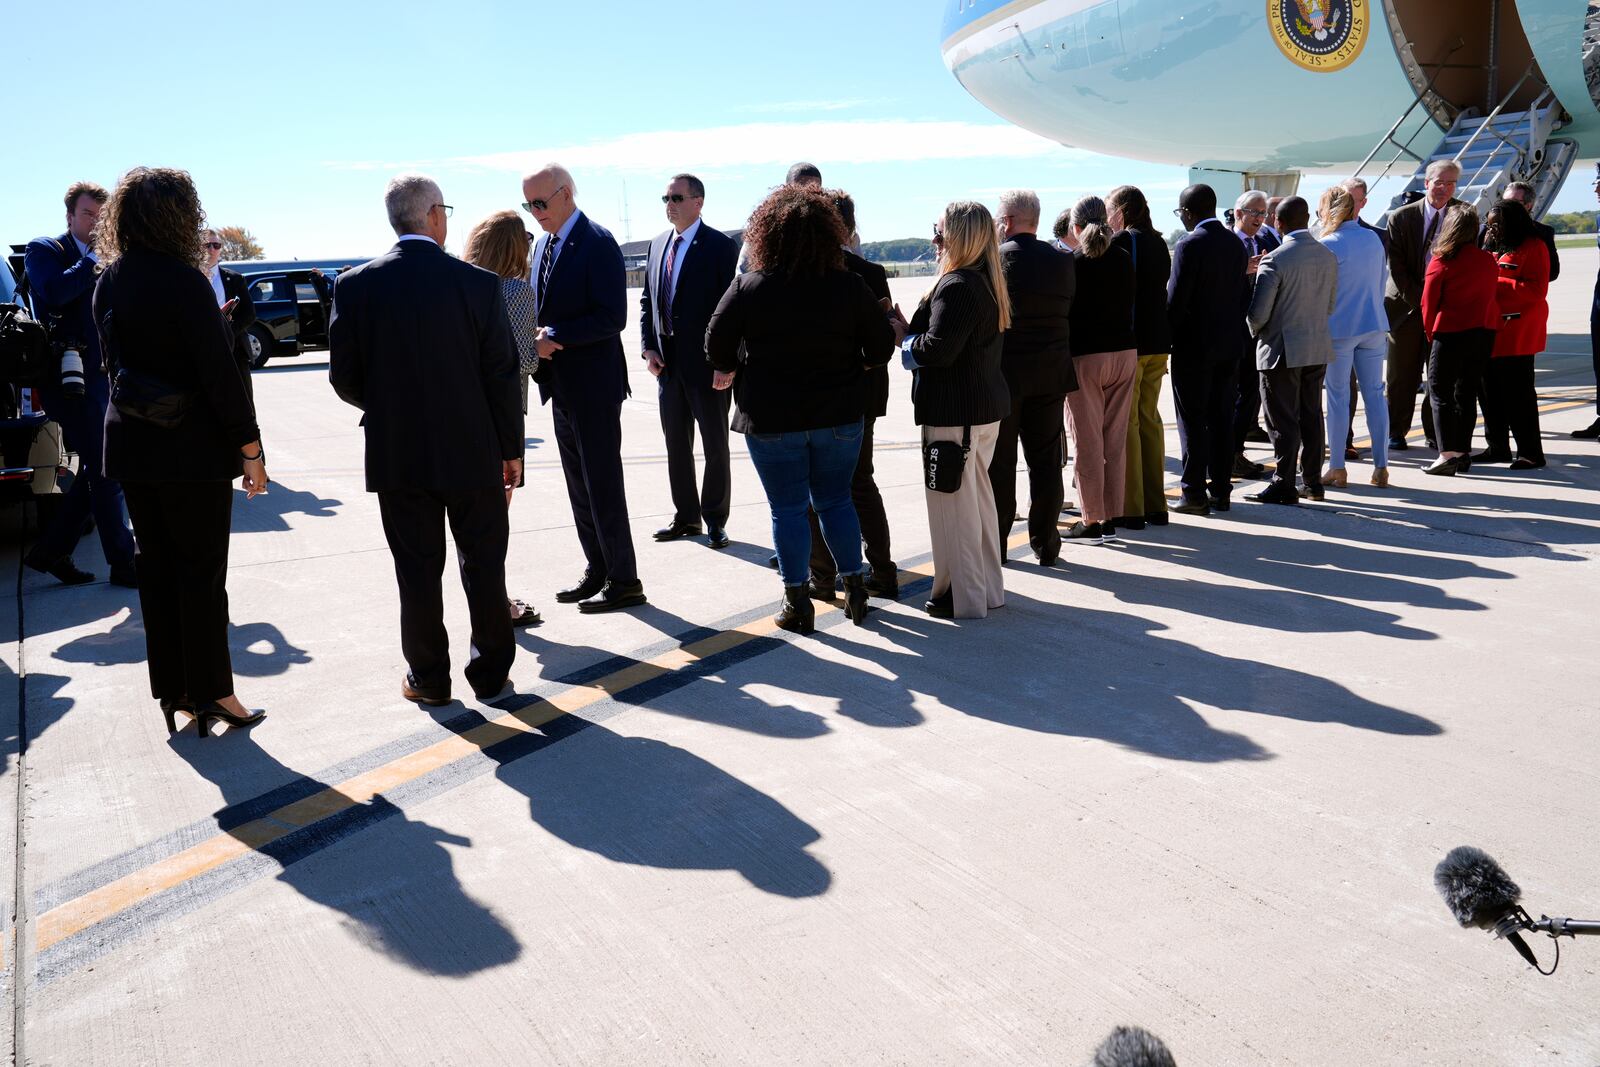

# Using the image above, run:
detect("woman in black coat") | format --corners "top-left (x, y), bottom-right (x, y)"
top-left (94, 167), bottom-right (270, 737)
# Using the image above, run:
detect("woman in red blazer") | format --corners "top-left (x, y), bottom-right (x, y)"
top-left (1476, 199), bottom-right (1550, 469)
top-left (1420, 204), bottom-right (1500, 475)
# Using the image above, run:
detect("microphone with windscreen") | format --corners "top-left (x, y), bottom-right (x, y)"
top-left (1091, 1025), bottom-right (1177, 1067)
top-left (1434, 846), bottom-right (1600, 974)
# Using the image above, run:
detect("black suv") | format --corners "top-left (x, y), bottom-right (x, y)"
top-left (231, 259), bottom-right (361, 369)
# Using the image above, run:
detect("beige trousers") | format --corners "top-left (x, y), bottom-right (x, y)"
top-left (923, 422), bottom-right (1005, 619)
top-left (1066, 349), bottom-right (1138, 524)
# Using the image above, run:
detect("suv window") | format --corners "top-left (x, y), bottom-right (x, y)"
top-left (294, 282), bottom-right (320, 301)
top-left (248, 277), bottom-right (292, 302)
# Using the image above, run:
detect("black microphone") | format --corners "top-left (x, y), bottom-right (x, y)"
top-left (1091, 1026), bottom-right (1177, 1067)
top-left (1434, 845), bottom-right (1540, 968)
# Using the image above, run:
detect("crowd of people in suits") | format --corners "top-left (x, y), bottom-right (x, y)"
top-left (19, 152), bottom-right (1598, 731)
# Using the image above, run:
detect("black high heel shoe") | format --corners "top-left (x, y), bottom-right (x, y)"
top-left (842, 573), bottom-right (870, 625)
top-left (194, 701), bottom-right (266, 738)
top-left (160, 697), bottom-right (197, 734)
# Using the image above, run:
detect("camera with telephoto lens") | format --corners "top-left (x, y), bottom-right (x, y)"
top-left (55, 339), bottom-right (86, 400)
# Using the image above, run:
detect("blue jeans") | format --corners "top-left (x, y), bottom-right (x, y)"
top-left (1326, 331), bottom-right (1390, 471)
top-left (745, 422), bottom-right (865, 587)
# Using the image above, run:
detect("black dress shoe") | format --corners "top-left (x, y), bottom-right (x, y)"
top-left (1171, 498), bottom-right (1210, 516)
top-left (706, 526), bottom-right (730, 549)
top-left (473, 678), bottom-right (514, 703)
top-left (24, 554), bottom-right (93, 585)
top-left (924, 590), bottom-right (954, 619)
top-left (555, 571), bottom-right (605, 603)
top-left (1231, 454), bottom-right (1265, 479)
top-left (1248, 484), bottom-right (1300, 506)
top-left (1207, 496), bottom-right (1231, 512)
top-left (1422, 456), bottom-right (1462, 476)
top-left (863, 570), bottom-right (900, 599)
top-left (1144, 510), bottom-right (1169, 526)
top-left (1244, 426), bottom-right (1270, 444)
top-left (1344, 446), bottom-right (1362, 462)
top-left (653, 519), bottom-right (702, 542)
top-left (402, 673), bottom-right (451, 707)
top-left (1508, 456), bottom-right (1547, 470)
top-left (1388, 436), bottom-right (1410, 452)
top-left (577, 579), bottom-right (647, 614)
top-left (108, 563), bottom-right (139, 588)
top-left (1571, 417), bottom-right (1600, 439)
top-left (1470, 449), bottom-right (1512, 465)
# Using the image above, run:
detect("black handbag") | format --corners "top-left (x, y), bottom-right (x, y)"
top-left (923, 425), bottom-right (971, 494)
top-left (101, 309), bottom-right (196, 429)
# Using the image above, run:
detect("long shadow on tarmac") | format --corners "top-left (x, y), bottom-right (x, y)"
top-left (166, 736), bottom-right (523, 976)
top-left (228, 480), bottom-right (343, 533)
top-left (53, 617), bottom-right (311, 677)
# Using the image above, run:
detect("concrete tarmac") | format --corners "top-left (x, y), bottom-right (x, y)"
top-left (3, 250), bottom-right (1599, 1066)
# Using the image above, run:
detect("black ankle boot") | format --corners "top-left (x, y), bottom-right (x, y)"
top-left (842, 574), bottom-right (869, 625)
top-left (775, 585), bottom-right (815, 635)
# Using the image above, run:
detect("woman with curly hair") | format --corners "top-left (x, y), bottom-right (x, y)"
top-left (706, 184), bottom-right (898, 634)
top-left (898, 200), bottom-right (1012, 618)
top-left (1476, 198), bottom-right (1550, 469)
top-left (464, 209), bottom-right (542, 627)
top-left (94, 166), bottom-right (269, 737)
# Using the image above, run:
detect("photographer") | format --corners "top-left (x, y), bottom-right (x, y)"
top-left (22, 181), bottom-right (137, 586)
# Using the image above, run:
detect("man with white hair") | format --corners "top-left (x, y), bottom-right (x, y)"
top-left (1229, 190), bottom-right (1278, 476)
top-left (330, 173), bottom-right (524, 706)
top-left (522, 163), bottom-right (645, 613)
top-left (1383, 158), bottom-right (1460, 451)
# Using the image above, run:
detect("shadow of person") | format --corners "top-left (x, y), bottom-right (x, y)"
top-left (845, 591), bottom-right (1440, 762)
top-left (229, 481), bottom-right (343, 534)
top-left (513, 626), bottom-right (831, 740)
top-left (1040, 554), bottom-right (1445, 638)
top-left (53, 618), bottom-right (313, 678)
top-left (168, 735), bottom-right (521, 976)
top-left (1, 670), bottom-right (75, 772)
top-left (1310, 480), bottom-right (1600, 551)
top-left (474, 714), bottom-right (830, 898)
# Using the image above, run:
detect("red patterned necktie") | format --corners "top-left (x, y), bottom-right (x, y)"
top-left (660, 234), bottom-right (683, 335)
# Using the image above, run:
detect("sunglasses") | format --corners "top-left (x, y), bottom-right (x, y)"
top-left (204, 241), bottom-right (223, 250)
top-left (661, 193), bottom-right (701, 204)
top-left (522, 185), bottom-right (568, 214)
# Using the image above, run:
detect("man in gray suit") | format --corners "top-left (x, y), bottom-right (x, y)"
top-left (1244, 197), bottom-right (1337, 506)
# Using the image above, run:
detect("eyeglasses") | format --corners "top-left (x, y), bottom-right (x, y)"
top-left (661, 193), bottom-right (701, 204)
top-left (203, 241), bottom-right (223, 250)
top-left (522, 185), bottom-right (568, 213)
top-left (433, 203), bottom-right (453, 218)
top-left (1239, 209), bottom-right (1266, 219)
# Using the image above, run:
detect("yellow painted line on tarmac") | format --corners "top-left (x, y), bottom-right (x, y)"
top-left (37, 562), bottom-right (1010, 955)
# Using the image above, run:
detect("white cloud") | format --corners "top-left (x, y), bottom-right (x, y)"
top-left (329, 119), bottom-right (1076, 175)
top-left (732, 99), bottom-right (874, 114)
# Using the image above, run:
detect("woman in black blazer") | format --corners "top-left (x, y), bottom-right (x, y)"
top-left (93, 167), bottom-right (270, 737)
top-left (706, 184), bottom-right (897, 634)
top-left (897, 201), bottom-right (1012, 620)
top-left (1107, 185), bottom-right (1173, 529)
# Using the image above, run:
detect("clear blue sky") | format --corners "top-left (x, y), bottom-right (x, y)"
top-left (7, 0), bottom-right (1597, 259)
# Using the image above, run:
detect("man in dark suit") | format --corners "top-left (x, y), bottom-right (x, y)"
top-left (1384, 159), bottom-right (1460, 451)
top-left (988, 188), bottom-right (1076, 565)
top-left (523, 163), bottom-right (646, 613)
top-left (202, 228), bottom-right (259, 372)
top-left (807, 191), bottom-right (899, 599)
top-left (329, 174), bottom-right (523, 705)
top-left (22, 180), bottom-right (137, 587)
top-left (1167, 184), bottom-right (1249, 514)
top-left (640, 173), bottom-right (739, 548)
top-left (1228, 189), bottom-right (1280, 477)
top-left (1501, 181), bottom-right (1561, 281)
top-left (1244, 197), bottom-right (1338, 505)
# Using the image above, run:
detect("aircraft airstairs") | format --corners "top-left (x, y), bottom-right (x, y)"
top-left (1356, 66), bottom-right (1577, 220)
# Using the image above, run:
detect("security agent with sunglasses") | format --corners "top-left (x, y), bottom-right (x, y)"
top-left (522, 162), bottom-right (646, 613)
top-left (201, 228), bottom-right (258, 376)
top-left (640, 173), bottom-right (740, 548)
